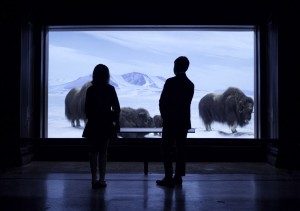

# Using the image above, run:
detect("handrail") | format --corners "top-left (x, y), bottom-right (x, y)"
top-left (119, 128), bottom-right (195, 133)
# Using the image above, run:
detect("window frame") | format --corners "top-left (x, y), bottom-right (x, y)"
top-left (42, 25), bottom-right (260, 140)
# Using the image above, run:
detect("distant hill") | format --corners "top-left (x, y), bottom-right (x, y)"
top-left (50, 72), bottom-right (167, 92)
top-left (49, 72), bottom-right (166, 91)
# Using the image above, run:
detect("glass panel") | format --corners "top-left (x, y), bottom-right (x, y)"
top-left (48, 27), bottom-right (255, 139)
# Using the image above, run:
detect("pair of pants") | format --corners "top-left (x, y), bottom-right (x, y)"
top-left (161, 128), bottom-right (188, 178)
top-left (89, 138), bottom-right (110, 181)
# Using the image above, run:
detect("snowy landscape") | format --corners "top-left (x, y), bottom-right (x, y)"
top-left (48, 72), bottom-right (254, 139)
top-left (48, 30), bottom-right (255, 139)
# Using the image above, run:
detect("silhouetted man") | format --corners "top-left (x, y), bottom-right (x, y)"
top-left (156, 56), bottom-right (194, 187)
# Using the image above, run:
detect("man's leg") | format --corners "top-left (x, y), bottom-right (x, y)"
top-left (156, 129), bottom-right (175, 187)
top-left (174, 130), bottom-right (188, 186)
top-left (162, 140), bottom-right (174, 179)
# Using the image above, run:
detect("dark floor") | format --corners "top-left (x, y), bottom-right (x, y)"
top-left (1, 161), bottom-right (300, 211)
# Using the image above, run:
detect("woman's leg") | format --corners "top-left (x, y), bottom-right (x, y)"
top-left (98, 138), bottom-right (110, 184)
top-left (89, 152), bottom-right (98, 185)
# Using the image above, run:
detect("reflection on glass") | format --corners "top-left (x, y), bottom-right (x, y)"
top-left (48, 29), bottom-right (255, 139)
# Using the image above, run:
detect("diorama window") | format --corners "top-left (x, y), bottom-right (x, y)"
top-left (46, 26), bottom-right (257, 139)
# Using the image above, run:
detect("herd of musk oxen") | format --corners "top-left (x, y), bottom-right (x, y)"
top-left (65, 81), bottom-right (163, 138)
top-left (65, 82), bottom-right (254, 138)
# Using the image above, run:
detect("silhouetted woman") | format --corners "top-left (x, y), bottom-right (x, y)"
top-left (82, 64), bottom-right (120, 189)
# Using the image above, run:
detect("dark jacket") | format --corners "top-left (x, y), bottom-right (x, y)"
top-left (159, 73), bottom-right (194, 131)
top-left (82, 83), bottom-right (120, 139)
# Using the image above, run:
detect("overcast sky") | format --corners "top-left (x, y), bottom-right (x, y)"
top-left (49, 30), bottom-right (254, 92)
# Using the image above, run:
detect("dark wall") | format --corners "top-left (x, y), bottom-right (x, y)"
top-left (23, 1), bottom-right (272, 26)
top-left (278, 16), bottom-right (300, 138)
top-left (1, 1), bottom-right (22, 168)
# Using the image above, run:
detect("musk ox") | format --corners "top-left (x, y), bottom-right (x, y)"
top-left (153, 114), bottom-right (163, 136)
top-left (65, 81), bottom-right (92, 127)
top-left (198, 87), bottom-right (254, 133)
top-left (119, 107), bottom-right (155, 138)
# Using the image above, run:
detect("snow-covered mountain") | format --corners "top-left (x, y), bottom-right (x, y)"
top-left (122, 72), bottom-right (162, 88)
top-left (62, 74), bottom-right (92, 89)
top-left (50, 72), bottom-right (166, 92)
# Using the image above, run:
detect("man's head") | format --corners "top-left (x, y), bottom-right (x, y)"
top-left (174, 56), bottom-right (189, 75)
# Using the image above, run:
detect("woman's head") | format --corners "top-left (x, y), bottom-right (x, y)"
top-left (92, 64), bottom-right (110, 85)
